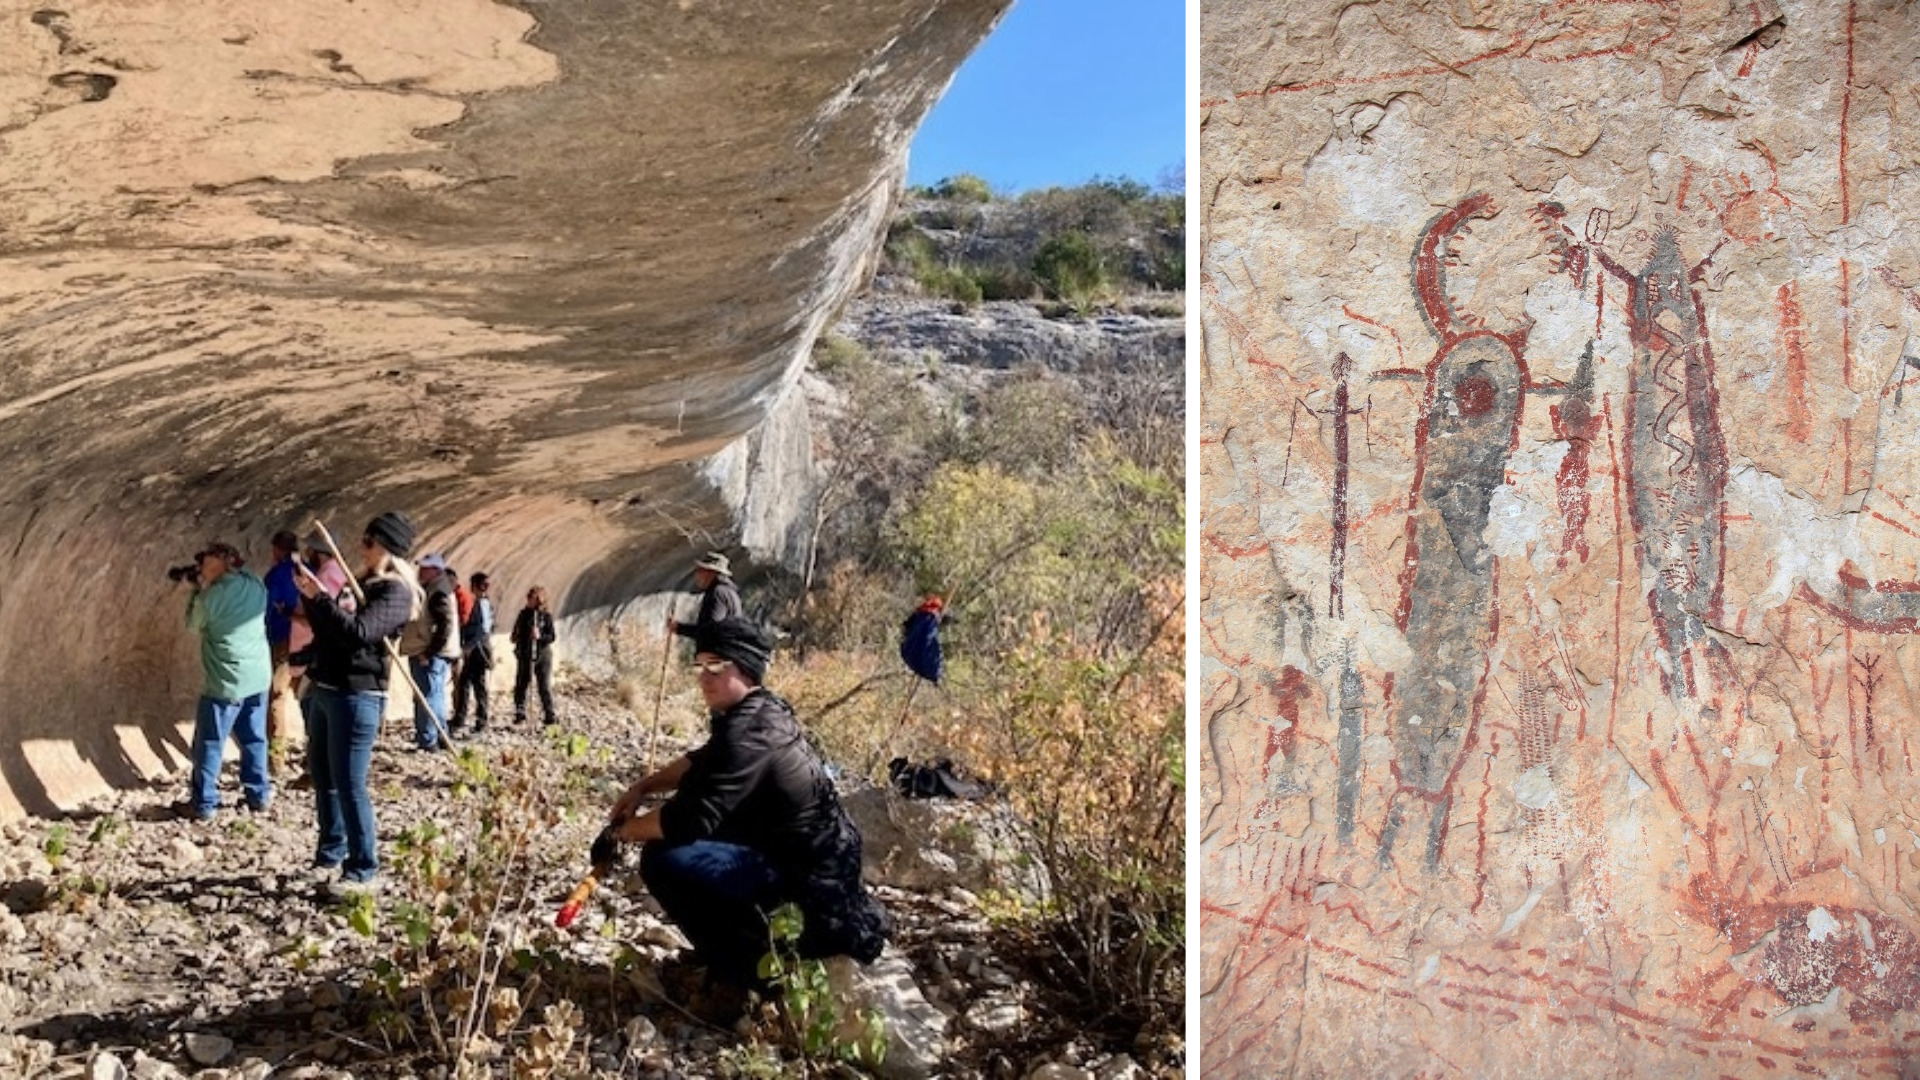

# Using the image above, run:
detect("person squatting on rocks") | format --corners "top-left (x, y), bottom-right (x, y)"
top-left (598, 617), bottom-right (891, 996)
top-left (512, 585), bottom-right (558, 727)
top-left (402, 553), bottom-right (461, 751)
top-left (451, 572), bottom-right (495, 735)
top-left (261, 530), bottom-right (303, 777)
top-left (668, 551), bottom-right (743, 643)
top-left (179, 542), bottom-right (273, 822)
top-left (293, 511), bottom-right (423, 896)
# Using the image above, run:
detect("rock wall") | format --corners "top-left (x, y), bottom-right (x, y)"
top-left (1199, 0), bottom-right (1920, 1074)
top-left (0, 0), bottom-right (1009, 819)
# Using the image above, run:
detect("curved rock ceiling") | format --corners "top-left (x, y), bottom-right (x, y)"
top-left (0, 0), bottom-right (1009, 817)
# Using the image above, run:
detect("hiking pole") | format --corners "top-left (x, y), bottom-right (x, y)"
top-left (310, 519), bottom-right (455, 752)
top-left (647, 595), bottom-right (681, 774)
top-left (867, 676), bottom-right (922, 778)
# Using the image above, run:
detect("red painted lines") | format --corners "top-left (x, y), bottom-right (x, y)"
top-left (1776, 282), bottom-right (1811, 442)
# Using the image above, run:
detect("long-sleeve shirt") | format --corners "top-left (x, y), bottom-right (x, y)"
top-left (462, 597), bottom-right (494, 652)
top-left (263, 559), bottom-right (301, 646)
top-left (302, 572), bottom-right (414, 693)
top-left (187, 570), bottom-right (271, 701)
top-left (657, 688), bottom-right (889, 962)
top-left (287, 558), bottom-right (353, 658)
top-left (511, 607), bottom-right (555, 659)
top-left (673, 578), bottom-right (743, 639)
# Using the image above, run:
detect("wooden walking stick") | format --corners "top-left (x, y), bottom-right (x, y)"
top-left (562, 594), bottom-right (679, 928)
top-left (647, 595), bottom-right (681, 774)
top-left (309, 519), bottom-right (455, 752)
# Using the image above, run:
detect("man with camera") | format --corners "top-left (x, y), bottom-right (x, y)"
top-left (174, 542), bottom-right (273, 821)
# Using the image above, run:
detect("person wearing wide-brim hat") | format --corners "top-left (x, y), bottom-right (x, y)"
top-left (667, 551), bottom-right (743, 642)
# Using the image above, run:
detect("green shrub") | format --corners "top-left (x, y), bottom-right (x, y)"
top-left (931, 173), bottom-right (995, 203)
top-left (1033, 230), bottom-right (1110, 309)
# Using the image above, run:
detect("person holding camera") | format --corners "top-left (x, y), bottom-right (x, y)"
top-left (177, 542), bottom-right (273, 822)
top-left (293, 512), bottom-right (423, 896)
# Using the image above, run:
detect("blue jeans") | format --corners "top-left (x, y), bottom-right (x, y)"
top-left (189, 692), bottom-right (271, 816)
top-left (307, 686), bottom-right (384, 882)
top-left (410, 656), bottom-right (451, 749)
top-left (641, 840), bottom-right (784, 984)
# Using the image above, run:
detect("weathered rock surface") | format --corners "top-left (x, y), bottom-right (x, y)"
top-left (1201, 0), bottom-right (1920, 1074)
top-left (835, 297), bottom-right (1183, 375)
top-left (0, 0), bottom-right (1009, 820)
top-left (845, 785), bottom-right (1049, 901)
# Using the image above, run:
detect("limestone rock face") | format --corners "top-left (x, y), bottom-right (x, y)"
top-left (1200, 0), bottom-right (1920, 1074)
top-left (0, 0), bottom-right (1009, 819)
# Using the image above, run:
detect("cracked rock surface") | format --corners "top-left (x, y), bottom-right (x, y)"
top-left (1200, 0), bottom-right (1920, 1074)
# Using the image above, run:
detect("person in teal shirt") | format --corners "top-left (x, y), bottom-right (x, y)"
top-left (180, 541), bottom-right (273, 821)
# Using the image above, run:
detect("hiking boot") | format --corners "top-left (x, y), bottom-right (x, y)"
top-left (168, 801), bottom-right (215, 823)
top-left (325, 876), bottom-right (381, 901)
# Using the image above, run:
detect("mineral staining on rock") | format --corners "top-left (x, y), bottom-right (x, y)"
top-left (1201, 0), bottom-right (1920, 1073)
top-left (0, 0), bottom-right (1009, 819)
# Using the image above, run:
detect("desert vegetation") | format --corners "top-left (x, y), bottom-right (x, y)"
top-left (883, 175), bottom-right (1184, 312)
top-left (779, 321), bottom-right (1186, 1046)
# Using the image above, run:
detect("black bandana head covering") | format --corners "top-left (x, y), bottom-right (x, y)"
top-left (693, 617), bottom-right (772, 684)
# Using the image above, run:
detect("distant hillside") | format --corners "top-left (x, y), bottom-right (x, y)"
top-left (880, 175), bottom-right (1184, 313)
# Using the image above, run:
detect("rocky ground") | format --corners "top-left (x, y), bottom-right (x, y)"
top-left (0, 677), bottom-right (1179, 1080)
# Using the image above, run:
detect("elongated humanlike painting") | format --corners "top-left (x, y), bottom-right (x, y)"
top-left (1199, 0), bottom-right (1920, 1073)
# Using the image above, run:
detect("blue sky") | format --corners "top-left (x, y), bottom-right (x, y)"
top-left (906, 0), bottom-right (1185, 194)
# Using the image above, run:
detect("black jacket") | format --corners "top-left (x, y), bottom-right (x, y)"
top-left (301, 573), bottom-right (414, 693)
top-left (659, 688), bottom-right (889, 962)
top-left (674, 578), bottom-right (743, 639)
top-left (512, 607), bottom-right (555, 660)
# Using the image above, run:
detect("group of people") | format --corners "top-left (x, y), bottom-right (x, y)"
top-left (178, 515), bottom-right (885, 1001)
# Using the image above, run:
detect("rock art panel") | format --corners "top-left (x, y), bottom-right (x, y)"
top-left (1201, 0), bottom-right (1920, 1074)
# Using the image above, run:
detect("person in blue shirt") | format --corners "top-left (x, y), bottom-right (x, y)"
top-left (261, 530), bottom-right (303, 776)
top-left (451, 572), bottom-right (496, 734)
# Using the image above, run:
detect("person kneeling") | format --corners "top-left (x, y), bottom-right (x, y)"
top-left (599, 617), bottom-right (889, 999)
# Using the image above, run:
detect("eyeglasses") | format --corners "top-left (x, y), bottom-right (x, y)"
top-left (691, 659), bottom-right (733, 676)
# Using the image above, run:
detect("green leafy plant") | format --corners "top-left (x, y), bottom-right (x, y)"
top-left (1033, 230), bottom-right (1110, 311)
top-left (41, 824), bottom-right (69, 869)
top-left (755, 904), bottom-right (887, 1072)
